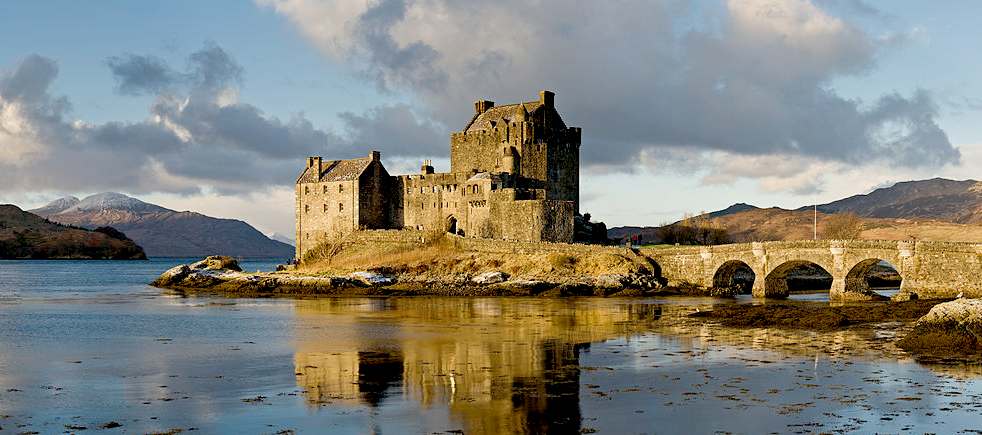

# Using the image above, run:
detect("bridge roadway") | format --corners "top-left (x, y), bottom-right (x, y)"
top-left (641, 240), bottom-right (982, 301)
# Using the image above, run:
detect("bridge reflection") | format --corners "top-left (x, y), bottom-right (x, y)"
top-left (291, 298), bottom-right (660, 434)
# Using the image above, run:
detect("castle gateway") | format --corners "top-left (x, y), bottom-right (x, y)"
top-left (295, 91), bottom-right (581, 259)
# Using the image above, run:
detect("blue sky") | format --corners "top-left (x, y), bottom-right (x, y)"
top-left (2, 0), bottom-right (980, 236)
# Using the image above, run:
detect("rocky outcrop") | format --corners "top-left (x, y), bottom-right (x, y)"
top-left (150, 256), bottom-right (673, 297)
top-left (897, 298), bottom-right (982, 356)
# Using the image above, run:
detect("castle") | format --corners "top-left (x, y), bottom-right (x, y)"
top-left (295, 90), bottom-right (581, 259)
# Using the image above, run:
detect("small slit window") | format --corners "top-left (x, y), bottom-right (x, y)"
top-left (339, 184), bottom-right (344, 193)
top-left (304, 204), bottom-right (310, 213)
top-left (339, 203), bottom-right (344, 212)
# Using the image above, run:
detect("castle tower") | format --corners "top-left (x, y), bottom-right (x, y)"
top-left (450, 90), bottom-right (580, 212)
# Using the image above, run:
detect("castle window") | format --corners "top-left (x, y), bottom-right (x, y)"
top-left (421, 202), bottom-right (425, 210)
top-left (304, 204), bottom-right (310, 213)
top-left (323, 185), bottom-right (328, 194)
top-left (339, 203), bottom-right (344, 212)
top-left (432, 186), bottom-right (437, 193)
top-left (305, 186), bottom-right (310, 195)
top-left (420, 187), bottom-right (425, 194)
top-left (339, 184), bottom-right (344, 193)
top-left (323, 204), bottom-right (328, 213)
top-left (305, 232), bottom-right (309, 240)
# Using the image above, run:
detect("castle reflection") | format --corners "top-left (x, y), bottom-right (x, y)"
top-left (292, 298), bottom-right (661, 434)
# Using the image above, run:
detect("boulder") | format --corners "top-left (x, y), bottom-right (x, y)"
top-left (350, 271), bottom-right (396, 286)
top-left (190, 255), bottom-right (241, 272)
top-left (897, 298), bottom-right (982, 356)
top-left (594, 274), bottom-right (628, 289)
top-left (152, 264), bottom-right (191, 287)
top-left (472, 271), bottom-right (510, 285)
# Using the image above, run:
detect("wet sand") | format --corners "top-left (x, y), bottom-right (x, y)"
top-left (2, 260), bottom-right (982, 433)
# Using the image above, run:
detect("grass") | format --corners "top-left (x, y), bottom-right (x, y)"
top-left (298, 233), bottom-right (657, 281)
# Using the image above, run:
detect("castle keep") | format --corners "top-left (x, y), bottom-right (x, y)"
top-left (295, 91), bottom-right (581, 259)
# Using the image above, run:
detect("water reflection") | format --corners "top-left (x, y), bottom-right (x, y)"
top-left (292, 298), bottom-right (660, 434)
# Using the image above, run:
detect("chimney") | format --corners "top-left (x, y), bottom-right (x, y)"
top-left (307, 156), bottom-right (322, 173)
top-left (539, 90), bottom-right (554, 108)
top-left (369, 150), bottom-right (381, 162)
top-left (474, 99), bottom-right (494, 114)
top-left (421, 159), bottom-right (435, 174)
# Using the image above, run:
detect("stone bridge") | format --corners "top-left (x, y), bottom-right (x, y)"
top-left (641, 240), bottom-right (982, 301)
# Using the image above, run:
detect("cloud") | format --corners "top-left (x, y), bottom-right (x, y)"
top-left (260, 0), bottom-right (960, 175)
top-left (0, 44), bottom-right (444, 196)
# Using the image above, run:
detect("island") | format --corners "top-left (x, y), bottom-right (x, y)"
top-left (0, 204), bottom-right (146, 260)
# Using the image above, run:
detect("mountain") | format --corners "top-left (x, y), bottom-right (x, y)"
top-left (31, 193), bottom-right (294, 258)
top-left (609, 178), bottom-right (982, 244)
top-left (269, 232), bottom-right (295, 247)
top-left (802, 178), bottom-right (982, 223)
top-left (0, 205), bottom-right (146, 259)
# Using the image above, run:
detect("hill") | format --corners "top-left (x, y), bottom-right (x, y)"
top-left (0, 205), bottom-right (146, 259)
top-left (31, 193), bottom-right (294, 258)
top-left (805, 178), bottom-right (982, 223)
top-left (610, 178), bottom-right (982, 244)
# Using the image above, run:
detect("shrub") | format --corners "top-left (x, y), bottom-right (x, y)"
top-left (824, 212), bottom-right (863, 240)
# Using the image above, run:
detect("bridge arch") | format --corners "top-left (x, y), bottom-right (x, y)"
top-left (843, 258), bottom-right (903, 299)
top-left (712, 260), bottom-right (756, 295)
top-left (764, 260), bottom-right (833, 299)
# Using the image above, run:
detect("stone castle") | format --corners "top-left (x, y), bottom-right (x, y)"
top-left (295, 90), bottom-right (581, 259)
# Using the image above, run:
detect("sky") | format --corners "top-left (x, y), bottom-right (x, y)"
top-left (2, 0), bottom-right (981, 238)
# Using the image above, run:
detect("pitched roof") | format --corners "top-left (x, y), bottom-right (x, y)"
top-left (320, 158), bottom-right (373, 182)
top-left (298, 157), bottom-right (374, 184)
top-left (464, 101), bottom-right (542, 132)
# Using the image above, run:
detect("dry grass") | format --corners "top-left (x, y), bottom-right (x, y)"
top-left (298, 233), bottom-right (654, 280)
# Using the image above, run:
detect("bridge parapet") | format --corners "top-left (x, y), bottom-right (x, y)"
top-left (641, 239), bottom-right (982, 302)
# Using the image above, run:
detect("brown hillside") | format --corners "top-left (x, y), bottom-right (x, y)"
top-left (0, 205), bottom-right (147, 259)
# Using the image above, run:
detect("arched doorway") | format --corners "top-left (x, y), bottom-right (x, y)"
top-left (446, 216), bottom-right (458, 235)
top-left (712, 260), bottom-right (756, 295)
top-left (765, 260), bottom-right (833, 300)
top-left (845, 259), bottom-right (903, 299)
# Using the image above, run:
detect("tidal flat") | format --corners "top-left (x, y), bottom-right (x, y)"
top-left (1, 260), bottom-right (982, 434)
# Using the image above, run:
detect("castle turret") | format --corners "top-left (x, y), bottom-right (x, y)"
top-left (501, 146), bottom-right (519, 174)
top-left (421, 159), bottom-right (435, 174)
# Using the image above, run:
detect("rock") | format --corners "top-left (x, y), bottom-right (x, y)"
top-left (152, 264), bottom-right (192, 286)
top-left (350, 271), bottom-right (396, 286)
top-left (709, 286), bottom-right (740, 298)
top-left (594, 274), bottom-right (628, 289)
top-left (472, 271), bottom-right (510, 285)
top-left (190, 255), bottom-right (241, 272)
top-left (897, 298), bottom-right (982, 356)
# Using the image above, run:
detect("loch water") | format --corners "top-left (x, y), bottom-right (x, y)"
top-left (1, 259), bottom-right (981, 434)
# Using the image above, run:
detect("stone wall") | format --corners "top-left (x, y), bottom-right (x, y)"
top-left (296, 179), bottom-right (359, 259)
top-left (327, 233), bottom-right (982, 301)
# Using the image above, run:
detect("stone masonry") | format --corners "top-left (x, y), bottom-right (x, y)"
top-left (296, 91), bottom-right (580, 259)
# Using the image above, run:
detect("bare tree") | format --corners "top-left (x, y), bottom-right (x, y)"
top-left (824, 212), bottom-right (864, 240)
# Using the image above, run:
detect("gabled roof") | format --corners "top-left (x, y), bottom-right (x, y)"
top-left (297, 157), bottom-right (374, 184)
top-left (464, 101), bottom-right (542, 132)
top-left (321, 158), bottom-right (373, 182)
